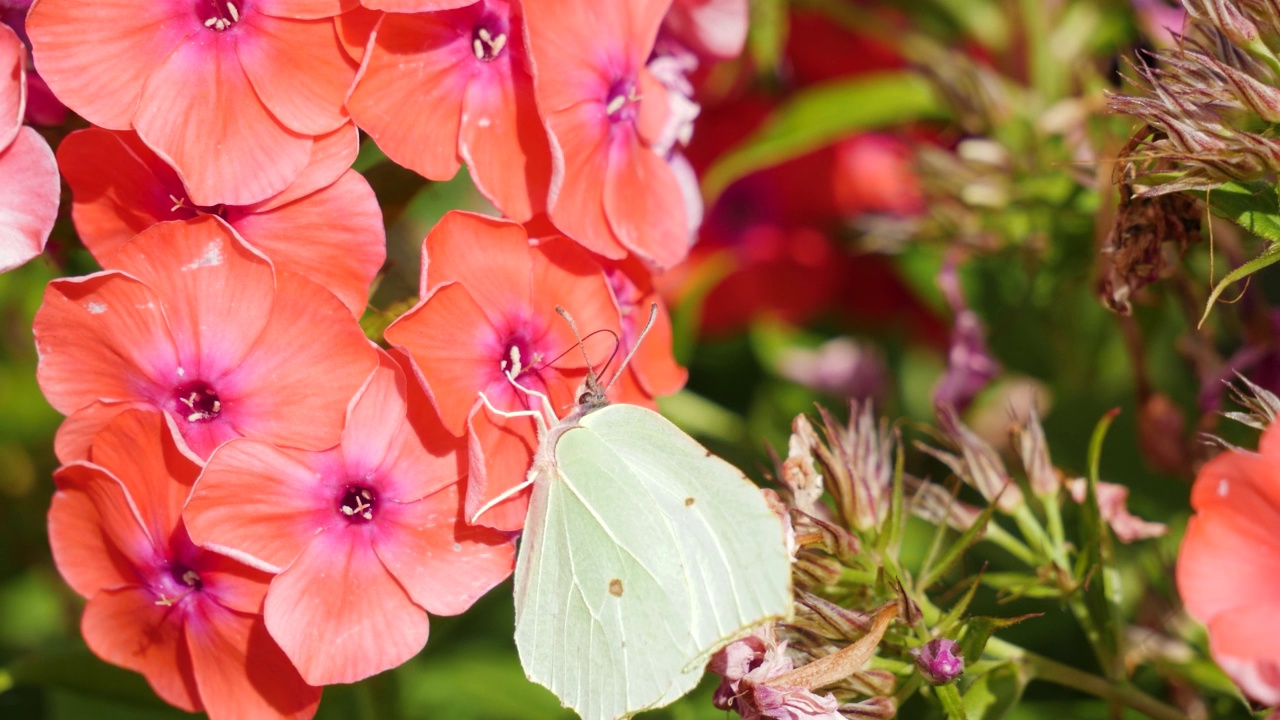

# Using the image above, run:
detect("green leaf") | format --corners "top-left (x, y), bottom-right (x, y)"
top-left (918, 495), bottom-right (1000, 590)
top-left (1196, 181), bottom-right (1280, 243)
top-left (962, 662), bottom-right (1029, 720)
top-left (746, 0), bottom-right (787, 76)
top-left (700, 72), bottom-right (946, 203)
top-left (1200, 240), bottom-right (1280, 327)
top-left (1075, 409), bottom-right (1125, 681)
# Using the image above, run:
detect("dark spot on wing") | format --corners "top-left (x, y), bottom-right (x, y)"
top-left (608, 578), bottom-right (623, 597)
top-left (685, 497), bottom-right (695, 507)
top-left (703, 449), bottom-right (712, 457)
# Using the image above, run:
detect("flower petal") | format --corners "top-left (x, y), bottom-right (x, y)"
top-left (249, 122), bottom-right (360, 211)
top-left (464, 398), bottom-right (535, 531)
top-left (186, 439), bottom-right (336, 571)
top-left (373, 482), bottom-right (514, 615)
top-left (386, 282), bottom-right (502, 436)
top-left (49, 464), bottom-right (152, 598)
top-left (346, 11), bottom-right (468, 181)
top-left (0, 24), bottom-right (23, 149)
top-left (134, 34), bottom-right (311, 207)
top-left (265, 531), bottom-right (429, 685)
top-left (34, 272), bottom-right (180, 415)
top-left (420, 211), bottom-right (532, 311)
top-left (81, 586), bottom-right (200, 712)
top-left (185, 602), bottom-right (321, 720)
top-left (362, 0), bottom-right (477, 10)
top-left (460, 57), bottom-right (551, 222)
top-left (216, 271), bottom-right (378, 451)
top-left (0, 126), bottom-right (58, 272)
top-left (336, 6), bottom-right (380, 63)
top-left (229, 170), bottom-right (383, 317)
top-left (26, 0), bottom-right (192, 129)
top-left (603, 126), bottom-right (688, 269)
top-left (255, 0), bottom-right (360, 19)
top-left (235, 14), bottom-right (355, 135)
top-left (58, 128), bottom-right (195, 263)
top-left (543, 104), bottom-right (626, 259)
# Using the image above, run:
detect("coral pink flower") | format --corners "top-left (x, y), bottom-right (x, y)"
top-left (48, 408), bottom-right (319, 719)
top-left (524, 0), bottom-right (691, 269)
top-left (34, 216), bottom-right (378, 460)
top-left (0, 22), bottom-right (57, 273)
top-left (184, 352), bottom-right (515, 684)
top-left (361, 0), bottom-right (478, 13)
top-left (347, 0), bottom-right (551, 222)
top-left (385, 211), bottom-right (622, 531)
top-left (599, 255), bottom-right (686, 407)
top-left (58, 126), bottom-right (383, 316)
top-left (27, 0), bottom-right (360, 206)
top-left (1179, 423), bottom-right (1280, 694)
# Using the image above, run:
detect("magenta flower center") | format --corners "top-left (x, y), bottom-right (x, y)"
top-left (606, 79), bottom-right (640, 123)
top-left (152, 564), bottom-right (203, 608)
top-left (339, 485), bottom-right (377, 524)
top-left (471, 16), bottom-right (508, 62)
top-left (174, 381), bottom-right (222, 423)
top-left (198, 0), bottom-right (242, 32)
top-left (500, 332), bottom-right (543, 380)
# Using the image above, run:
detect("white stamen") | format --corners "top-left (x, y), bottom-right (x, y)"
top-left (478, 27), bottom-right (492, 42)
top-left (491, 34), bottom-right (506, 54)
top-left (361, 489), bottom-right (372, 499)
top-left (227, 2), bottom-right (239, 22)
top-left (187, 412), bottom-right (202, 422)
top-left (204, 17), bottom-right (217, 27)
top-left (342, 506), bottom-right (354, 516)
top-left (211, 400), bottom-right (221, 413)
top-left (606, 94), bottom-right (626, 116)
top-left (509, 346), bottom-right (522, 374)
top-left (362, 511), bottom-right (373, 520)
top-left (473, 38), bottom-right (485, 60)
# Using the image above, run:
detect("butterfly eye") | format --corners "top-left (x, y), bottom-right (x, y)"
top-left (578, 391), bottom-right (593, 405)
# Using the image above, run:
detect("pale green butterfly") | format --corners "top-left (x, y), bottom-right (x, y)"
top-left (476, 306), bottom-right (794, 720)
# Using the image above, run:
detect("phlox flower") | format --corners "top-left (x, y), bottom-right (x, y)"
top-left (347, 0), bottom-right (551, 222)
top-left (184, 352), bottom-right (515, 684)
top-left (27, 0), bottom-right (361, 206)
top-left (360, 0), bottom-right (474, 11)
top-left (1178, 422), bottom-right (1280, 698)
top-left (524, 0), bottom-right (691, 269)
top-left (385, 211), bottom-right (622, 531)
top-left (0, 22), bottom-right (57, 273)
top-left (48, 408), bottom-right (319, 719)
top-left (34, 215), bottom-right (378, 460)
top-left (1, 0), bottom-right (65, 125)
top-left (598, 254), bottom-right (686, 407)
top-left (57, 125), bottom-right (383, 316)
top-left (661, 0), bottom-right (748, 61)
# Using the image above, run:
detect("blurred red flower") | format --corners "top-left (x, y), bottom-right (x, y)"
top-left (185, 352), bottom-right (514, 684)
top-left (27, 0), bottom-right (360, 205)
top-left (58, 125), bottom-right (383, 316)
top-left (35, 216), bottom-right (378, 460)
top-left (48, 408), bottom-right (319, 719)
top-left (385, 211), bottom-right (623, 531)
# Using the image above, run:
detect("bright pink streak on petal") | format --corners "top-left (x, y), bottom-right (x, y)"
top-left (603, 126), bottom-right (688, 269)
top-left (374, 483), bottom-right (514, 615)
top-left (266, 531), bottom-right (429, 685)
top-left (49, 465), bottom-right (154, 598)
top-left (26, 0), bottom-right (192, 129)
top-left (346, 11), bottom-right (468, 181)
top-left (235, 14), bottom-right (354, 136)
top-left (0, 127), bottom-right (58, 272)
top-left (186, 439), bottom-right (335, 570)
top-left (387, 283), bottom-right (502, 436)
top-left (251, 123), bottom-right (360, 211)
top-left (230, 171), bottom-right (384, 317)
top-left (465, 399), bottom-right (536, 531)
top-left (255, 0), bottom-right (360, 19)
top-left (134, 33), bottom-right (311, 207)
top-left (81, 586), bottom-right (201, 713)
top-left (217, 271), bottom-right (377, 452)
top-left (185, 602), bottom-right (320, 720)
top-left (58, 129), bottom-right (195, 263)
top-left (460, 61), bottom-right (551, 222)
top-left (544, 105), bottom-right (625, 260)
top-left (0, 24), bottom-right (23, 149)
top-left (109, 217), bottom-right (275, 379)
top-left (34, 273), bottom-right (180, 415)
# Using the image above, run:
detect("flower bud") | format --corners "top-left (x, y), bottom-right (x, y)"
top-left (911, 638), bottom-right (965, 685)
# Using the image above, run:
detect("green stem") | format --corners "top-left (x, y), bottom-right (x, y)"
top-left (985, 638), bottom-right (1190, 720)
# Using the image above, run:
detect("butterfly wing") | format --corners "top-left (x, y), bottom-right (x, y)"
top-left (514, 420), bottom-right (700, 720)
top-left (580, 405), bottom-right (793, 666)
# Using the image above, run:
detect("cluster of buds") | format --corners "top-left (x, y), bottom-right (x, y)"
top-left (1109, 0), bottom-right (1280, 196)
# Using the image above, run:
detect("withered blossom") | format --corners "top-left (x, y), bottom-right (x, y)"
top-left (1066, 479), bottom-right (1169, 542)
top-left (1012, 408), bottom-right (1061, 497)
top-left (918, 405), bottom-right (1025, 513)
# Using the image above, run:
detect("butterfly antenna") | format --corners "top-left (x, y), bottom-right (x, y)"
top-left (602, 303), bottom-right (659, 395)
top-left (555, 306), bottom-right (595, 372)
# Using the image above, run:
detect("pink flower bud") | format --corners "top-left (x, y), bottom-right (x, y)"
top-left (911, 638), bottom-right (965, 685)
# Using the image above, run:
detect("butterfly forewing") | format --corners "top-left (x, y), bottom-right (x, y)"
top-left (514, 421), bottom-right (700, 720)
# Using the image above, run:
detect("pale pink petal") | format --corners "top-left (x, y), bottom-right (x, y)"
top-left (185, 602), bottom-right (320, 720)
top-left (544, 104), bottom-right (627, 259)
top-left (265, 531), bottom-right (429, 685)
top-left (49, 464), bottom-right (154, 598)
top-left (1066, 479), bottom-right (1166, 543)
top-left (249, 123), bottom-right (360, 211)
top-left (374, 483), bottom-right (514, 615)
top-left (460, 60), bottom-right (551, 222)
top-left (229, 170), bottom-right (384, 316)
top-left (464, 399), bottom-right (535, 531)
top-left (81, 586), bottom-right (200, 713)
top-left (663, 0), bottom-right (748, 60)
top-left (0, 24), bottom-right (23, 149)
top-left (345, 11), bottom-right (468, 181)
top-left (522, 0), bottom-right (621, 114)
top-left (134, 35), bottom-right (311, 207)
top-left (603, 126), bottom-right (688, 269)
top-left (1217, 655), bottom-right (1280, 707)
top-left (235, 14), bottom-right (354, 135)
top-left (0, 126), bottom-right (58, 272)
top-left (255, 0), bottom-right (360, 18)
top-left (217, 271), bottom-right (378, 451)
top-left (26, 0), bottom-right (192, 129)
top-left (108, 217), bottom-right (275, 379)
top-left (34, 272), bottom-right (180, 415)
top-left (185, 439), bottom-right (335, 570)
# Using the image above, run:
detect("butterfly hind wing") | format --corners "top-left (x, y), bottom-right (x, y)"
top-left (580, 405), bottom-right (793, 666)
top-left (514, 423), bottom-right (701, 720)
